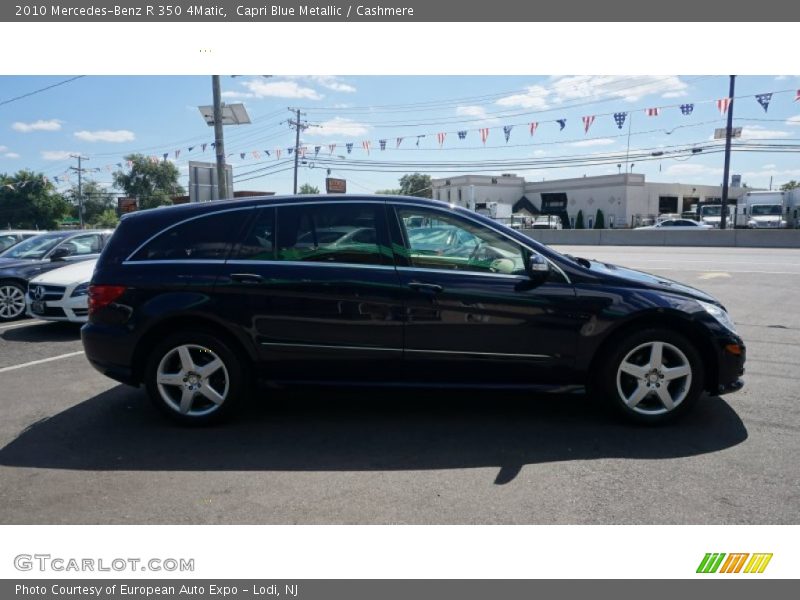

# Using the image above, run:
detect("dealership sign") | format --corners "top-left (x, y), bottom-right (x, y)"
top-left (326, 178), bottom-right (347, 194)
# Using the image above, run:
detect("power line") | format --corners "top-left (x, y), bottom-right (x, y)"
top-left (0, 76), bottom-right (86, 108)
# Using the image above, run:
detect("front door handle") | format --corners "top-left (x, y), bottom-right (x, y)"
top-left (408, 281), bottom-right (444, 293)
top-left (230, 273), bottom-right (264, 284)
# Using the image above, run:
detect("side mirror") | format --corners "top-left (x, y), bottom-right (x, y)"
top-left (526, 254), bottom-right (551, 280)
top-left (49, 247), bottom-right (71, 261)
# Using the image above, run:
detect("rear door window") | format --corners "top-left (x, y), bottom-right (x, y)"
top-left (274, 202), bottom-right (392, 266)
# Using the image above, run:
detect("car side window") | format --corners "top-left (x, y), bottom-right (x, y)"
top-left (394, 206), bottom-right (529, 276)
top-left (275, 203), bottom-right (392, 266)
top-left (130, 210), bottom-right (250, 261)
top-left (58, 233), bottom-right (103, 256)
top-left (236, 207), bottom-right (275, 260)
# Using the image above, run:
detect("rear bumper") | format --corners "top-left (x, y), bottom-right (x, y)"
top-left (81, 322), bottom-right (139, 386)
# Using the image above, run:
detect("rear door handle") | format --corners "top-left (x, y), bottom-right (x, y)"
top-left (408, 282), bottom-right (444, 293)
top-left (230, 273), bottom-right (264, 284)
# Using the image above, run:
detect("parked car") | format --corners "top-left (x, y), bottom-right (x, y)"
top-left (636, 219), bottom-right (713, 230)
top-left (26, 259), bottom-right (97, 323)
top-left (0, 230), bottom-right (112, 321)
top-left (82, 195), bottom-right (745, 425)
top-left (0, 230), bottom-right (45, 252)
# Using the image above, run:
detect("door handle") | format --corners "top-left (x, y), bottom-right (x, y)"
top-left (408, 282), bottom-right (444, 293)
top-left (230, 273), bottom-right (264, 284)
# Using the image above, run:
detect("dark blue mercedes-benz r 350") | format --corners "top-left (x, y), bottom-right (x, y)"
top-left (82, 194), bottom-right (745, 425)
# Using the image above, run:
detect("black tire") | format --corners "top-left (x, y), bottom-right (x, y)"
top-left (0, 280), bottom-right (28, 322)
top-left (144, 330), bottom-right (246, 425)
top-left (598, 328), bottom-right (705, 425)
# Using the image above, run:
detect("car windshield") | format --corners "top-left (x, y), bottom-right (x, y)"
top-left (0, 233), bottom-right (66, 259)
top-left (0, 234), bottom-right (20, 251)
top-left (751, 205), bottom-right (782, 216)
top-left (700, 206), bottom-right (722, 216)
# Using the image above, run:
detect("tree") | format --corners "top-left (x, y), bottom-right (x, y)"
top-left (0, 170), bottom-right (71, 229)
top-left (780, 180), bottom-right (799, 191)
top-left (113, 154), bottom-right (184, 210)
top-left (375, 188), bottom-right (401, 195)
top-left (66, 180), bottom-right (115, 225)
top-left (575, 209), bottom-right (585, 229)
top-left (594, 209), bottom-right (605, 229)
top-left (298, 183), bottom-right (319, 194)
top-left (93, 208), bottom-right (120, 229)
top-left (398, 173), bottom-right (432, 198)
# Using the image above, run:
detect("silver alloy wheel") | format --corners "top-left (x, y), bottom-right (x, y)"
top-left (0, 285), bottom-right (26, 320)
top-left (156, 344), bottom-right (230, 417)
top-left (616, 341), bottom-right (692, 415)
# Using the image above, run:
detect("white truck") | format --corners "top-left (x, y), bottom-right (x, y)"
top-left (697, 204), bottom-right (728, 228)
top-left (734, 191), bottom-right (790, 229)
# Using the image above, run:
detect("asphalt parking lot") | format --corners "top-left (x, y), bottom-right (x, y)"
top-left (0, 245), bottom-right (798, 524)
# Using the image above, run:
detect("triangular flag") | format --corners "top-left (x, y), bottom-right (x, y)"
top-left (362, 141), bottom-right (371, 154)
top-left (646, 108), bottom-right (660, 117)
top-left (582, 116), bottom-right (595, 134)
top-left (188, 146), bottom-right (194, 152)
top-left (328, 144), bottom-right (336, 154)
top-left (264, 150), bottom-right (271, 157)
top-left (795, 90), bottom-right (800, 102)
top-left (276, 149), bottom-right (281, 159)
top-left (346, 143), bottom-right (353, 154)
top-left (201, 143), bottom-right (207, 152)
top-left (437, 132), bottom-right (446, 147)
top-left (252, 151), bottom-right (260, 159)
top-left (717, 98), bottom-right (732, 116)
top-left (613, 112), bottom-right (627, 129)
top-left (314, 145), bottom-right (321, 156)
top-left (457, 130), bottom-right (467, 139)
top-left (556, 119), bottom-right (566, 131)
top-left (240, 153), bottom-right (246, 160)
top-left (755, 93), bottom-right (772, 113)
top-left (396, 137), bottom-right (404, 148)
top-left (288, 148), bottom-right (293, 155)
top-left (379, 140), bottom-right (386, 151)
top-left (479, 128), bottom-right (489, 144)
top-left (680, 104), bottom-right (694, 115)
top-left (529, 122), bottom-right (538, 136)
top-left (416, 135), bottom-right (425, 147)
top-left (162, 153), bottom-right (168, 161)
top-left (300, 147), bottom-right (307, 158)
top-left (175, 150), bottom-right (181, 159)
top-left (503, 125), bottom-right (513, 142)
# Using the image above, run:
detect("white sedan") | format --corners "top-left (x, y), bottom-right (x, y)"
top-left (26, 259), bottom-right (97, 323)
top-left (636, 219), bottom-right (713, 231)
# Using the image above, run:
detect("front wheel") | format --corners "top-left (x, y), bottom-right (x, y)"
top-left (145, 331), bottom-right (245, 425)
top-left (0, 281), bottom-right (27, 322)
top-left (600, 328), bottom-right (704, 424)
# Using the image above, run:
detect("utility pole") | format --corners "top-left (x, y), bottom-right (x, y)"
top-left (212, 75), bottom-right (227, 200)
top-left (720, 75), bottom-right (736, 230)
top-left (69, 154), bottom-right (89, 229)
top-left (288, 108), bottom-right (309, 194)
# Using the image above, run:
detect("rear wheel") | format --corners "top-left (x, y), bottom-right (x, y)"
top-left (145, 331), bottom-right (245, 425)
top-left (0, 281), bottom-right (27, 322)
top-left (600, 328), bottom-right (704, 424)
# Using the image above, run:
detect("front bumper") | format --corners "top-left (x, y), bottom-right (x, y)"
top-left (713, 336), bottom-right (746, 395)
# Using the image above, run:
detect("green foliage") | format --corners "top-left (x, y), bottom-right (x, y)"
top-left (375, 188), bottom-right (402, 195)
top-left (113, 154), bottom-right (184, 210)
top-left (0, 170), bottom-right (71, 229)
top-left (66, 180), bottom-right (115, 225)
top-left (780, 180), bottom-right (799, 191)
top-left (298, 183), bottom-right (320, 194)
top-left (594, 209), bottom-right (605, 229)
top-left (93, 208), bottom-right (120, 229)
top-left (575, 209), bottom-right (585, 230)
top-left (398, 173), bottom-right (432, 198)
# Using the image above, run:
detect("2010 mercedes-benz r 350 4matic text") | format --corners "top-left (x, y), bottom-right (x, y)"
top-left (82, 195), bottom-right (745, 425)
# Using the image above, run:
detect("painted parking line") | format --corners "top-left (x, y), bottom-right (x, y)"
top-left (0, 320), bottom-right (50, 331)
top-left (0, 351), bottom-right (85, 375)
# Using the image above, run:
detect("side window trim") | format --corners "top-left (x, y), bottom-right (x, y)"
top-left (125, 206), bottom-right (256, 262)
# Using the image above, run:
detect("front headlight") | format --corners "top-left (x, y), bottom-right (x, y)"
top-left (698, 300), bottom-right (737, 333)
top-left (747, 220), bottom-right (757, 227)
top-left (70, 282), bottom-right (90, 297)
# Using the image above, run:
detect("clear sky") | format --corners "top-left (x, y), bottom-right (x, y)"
top-left (1, 74), bottom-right (799, 195)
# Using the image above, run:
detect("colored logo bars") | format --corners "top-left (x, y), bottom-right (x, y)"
top-left (696, 553), bottom-right (773, 574)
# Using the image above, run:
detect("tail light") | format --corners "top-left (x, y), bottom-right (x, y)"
top-left (88, 285), bottom-right (127, 315)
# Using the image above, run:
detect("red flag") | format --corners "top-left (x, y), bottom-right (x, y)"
top-left (717, 98), bottom-right (732, 115)
top-left (582, 115), bottom-right (595, 134)
top-left (276, 149), bottom-right (281, 159)
top-left (795, 89), bottom-right (799, 102)
top-left (437, 132), bottom-right (446, 147)
top-left (362, 140), bottom-right (371, 154)
top-left (479, 128), bottom-right (490, 145)
top-left (645, 108), bottom-right (660, 117)
top-left (529, 122), bottom-right (538, 136)
top-left (253, 151), bottom-right (260, 159)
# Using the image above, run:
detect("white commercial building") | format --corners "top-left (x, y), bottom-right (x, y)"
top-left (431, 173), bottom-right (752, 228)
